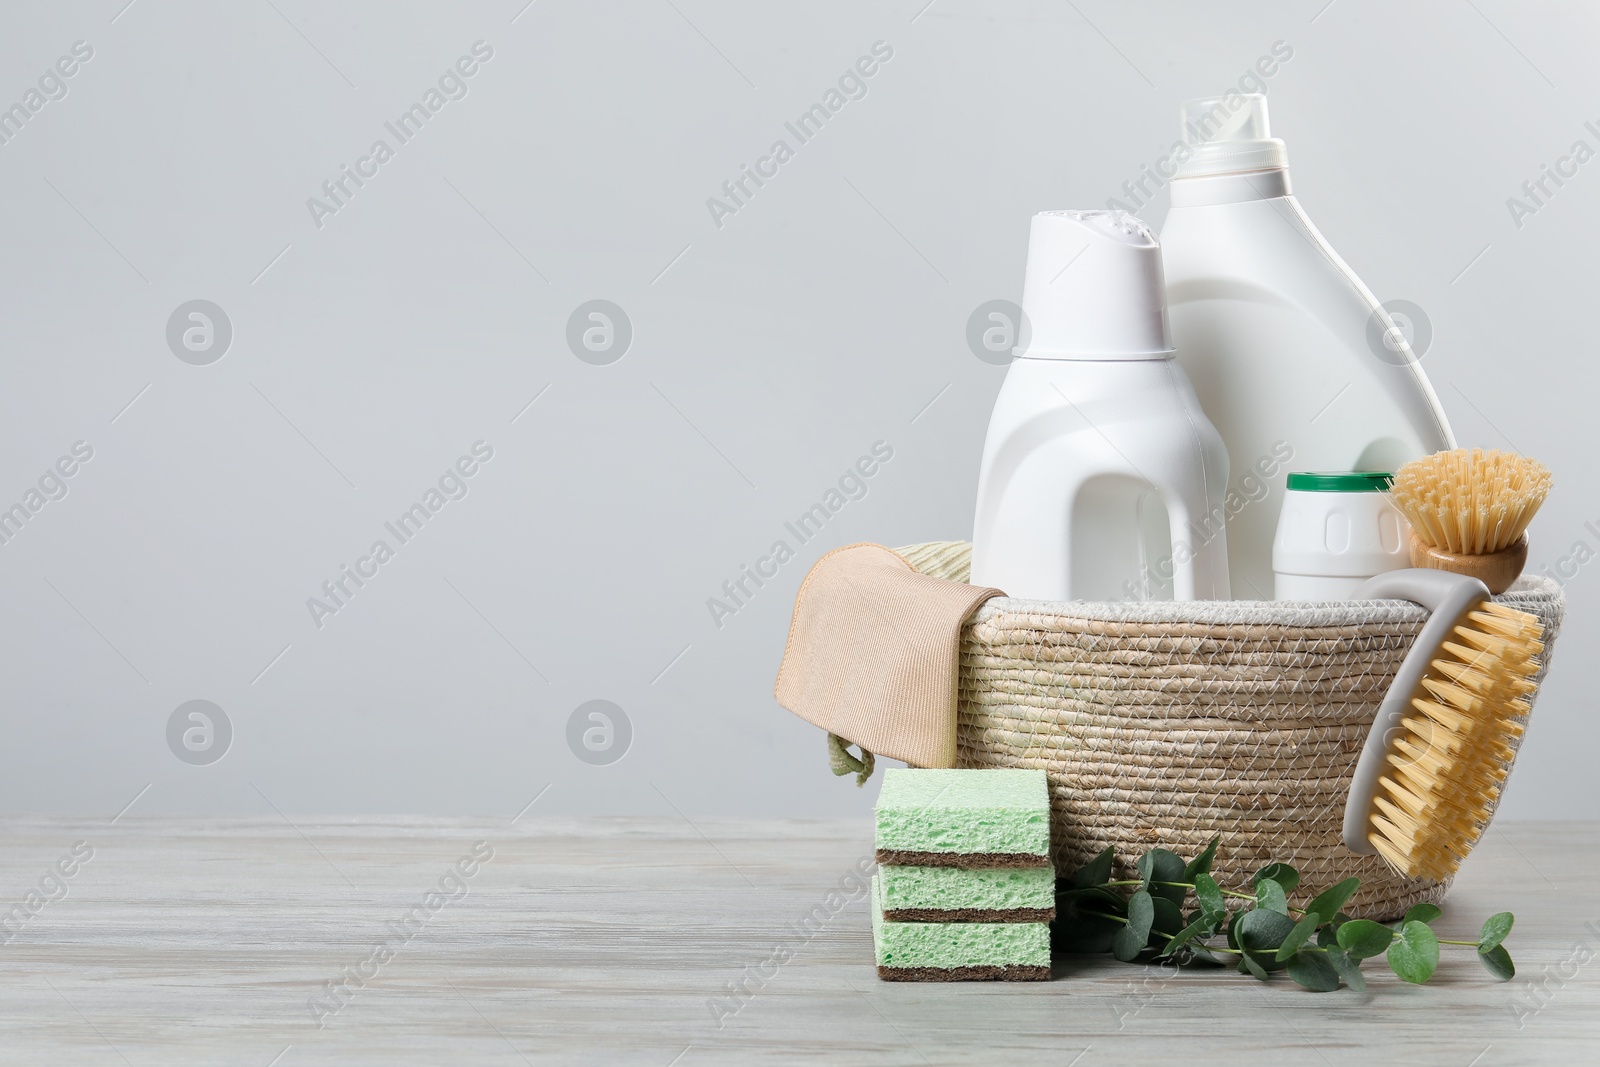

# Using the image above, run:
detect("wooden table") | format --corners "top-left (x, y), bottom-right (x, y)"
top-left (0, 816), bottom-right (1593, 1065)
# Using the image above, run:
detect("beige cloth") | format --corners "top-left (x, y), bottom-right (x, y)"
top-left (773, 543), bottom-right (1004, 769)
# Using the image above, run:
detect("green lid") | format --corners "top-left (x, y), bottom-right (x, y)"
top-left (1286, 471), bottom-right (1394, 492)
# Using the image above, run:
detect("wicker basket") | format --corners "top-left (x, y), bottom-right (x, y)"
top-left (898, 541), bottom-right (1566, 920)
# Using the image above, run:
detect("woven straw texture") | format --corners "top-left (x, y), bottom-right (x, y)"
top-left (897, 541), bottom-right (1567, 920)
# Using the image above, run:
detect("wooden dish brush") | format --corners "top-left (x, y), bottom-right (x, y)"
top-left (1343, 569), bottom-right (1544, 881)
top-left (1390, 448), bottom-right (1552, 594)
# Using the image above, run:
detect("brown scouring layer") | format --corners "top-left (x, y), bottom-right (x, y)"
top-left (881, 906), bottom-right (1054, 923)
top-left (877, 964), bottom-right (1051, 982)
top-left (875, 849), bottom-right (1051, 870)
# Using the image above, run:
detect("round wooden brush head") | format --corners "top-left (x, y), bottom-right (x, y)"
top-left (1409, 531), bottom-right (1527, 594)
top-left (1391, 448), bottom-right (1551, 592)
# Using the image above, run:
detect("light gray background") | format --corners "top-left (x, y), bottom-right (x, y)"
top-left (1, 0), bottom-right (1593, 821)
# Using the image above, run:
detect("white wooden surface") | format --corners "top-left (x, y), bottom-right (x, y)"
top-left (0, 816), bottom-right (1594, 1065)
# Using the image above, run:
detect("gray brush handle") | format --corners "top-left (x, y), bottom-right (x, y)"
top-left (1341, 569), bottom-right (1491, 856)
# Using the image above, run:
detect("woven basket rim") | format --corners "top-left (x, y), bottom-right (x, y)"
top-left (971, 573), bottom-right (1564, 629)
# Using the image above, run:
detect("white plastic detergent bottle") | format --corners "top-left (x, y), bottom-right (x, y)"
top-left (971, 209), bottom-right (1231, 603)
top-left (1160, 94), bottom-right (1455, 600)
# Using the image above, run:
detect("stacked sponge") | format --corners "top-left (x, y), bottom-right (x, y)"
top-left (871, 768), bottom-right (1054, 981)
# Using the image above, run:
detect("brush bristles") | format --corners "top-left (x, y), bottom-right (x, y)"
top-left (1366, 600), bottom-right (1544, 881)
top-left (1391, 448), bottom-right (1552, 554)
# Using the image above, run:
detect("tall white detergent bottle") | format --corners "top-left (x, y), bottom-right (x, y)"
top-left (971, 210), bottom-right (1231, 602)
top-left (1160, 94), bottom-right (1455, 599)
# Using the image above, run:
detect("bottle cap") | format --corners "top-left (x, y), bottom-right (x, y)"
top-left (1174, 94), bottom-right (1288, 178)
top-left (1286, 471), bottom-right (1395, 492)
top-left (1018, 209), bottom-right (1172, 360)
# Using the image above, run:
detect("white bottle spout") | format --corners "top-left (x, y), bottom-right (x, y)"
top-left (1019, 210), bottom-right (1173, 361)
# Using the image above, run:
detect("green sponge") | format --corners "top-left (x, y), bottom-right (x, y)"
top-left (874, 768), bottom-right (1050, 866)
top-left (872, 875), bottom-right (1050, 981)
top-left (879, 864), bottom-right (1054, 922)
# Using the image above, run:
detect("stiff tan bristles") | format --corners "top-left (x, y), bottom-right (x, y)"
top-left (1366, 600), bottom-right (1544, 881)
top-left (1391, 448), bottom-right (1552, 554)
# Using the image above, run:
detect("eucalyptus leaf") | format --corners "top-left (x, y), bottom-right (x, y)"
top-left (1256, 878), bottom-right (1290, 916)
top-left (1387, 920), bottom-right (1440, 984)
top-left (1137, 848), bottom-right (1188, 907)
top-left (1182, 906), bottom-right (1223, 940)
top-left (1478, 943), bottom-right (1515, 980)
top-left (1072, 846), bottom-right (1115, 888)
top-left (1057, 885), bottom-right (1128, 911)
top-left (1185, 943), bottom-right (1225, 966)
top-left (1276, 911), bottom-right (1323, 962)
top-left (1254, 862), bottom-right (1301, 894)
top-left (1403, 902), bottom-right (1442, 925)
top-left (1193, 872), bottom-right (1225, 920)
top-left (1161, 902), bottom-right (1224, 957)
top-left (1305, 878), bottom-right (1361, 924)
top-left (1325, 945), bottom-right (1366, 991)
top-left (1160, 916), bottom-right (1208, 957)
top-left (1184, 835), bottom-right (1221, 880)
top-left (1127, 890), bottom-right (1155, 938)
top-left (1150, 895), bottom-right (1185, 941)
top-left (1336, 919), bottom-right (1393, 960)
top-left (1111, 924), bottom-right (1145, 962)
top-left (1056, 910), bottom-right (1121, 954)
top-left (1479, 912), bottom-right (1515, 953)
top-left (1240, 948), bottom-right (1270, 981)
top-left (1110, 887), bottom-right (1154, 963)
top-left (1286, 949), bottom-right (1341, 991)
top-left (1236, 908), bottom-right (1296, 972)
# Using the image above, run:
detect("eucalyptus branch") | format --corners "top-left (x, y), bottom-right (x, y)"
top-left (1057, 837), bottom-right (1517, 991)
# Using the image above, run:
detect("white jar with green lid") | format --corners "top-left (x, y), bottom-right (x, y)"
top-left (1272, 472), bottom-right (1411, 600)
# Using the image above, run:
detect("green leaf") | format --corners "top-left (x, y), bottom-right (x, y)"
top-left (1286, 949), bottom-right (1341, 991)
top-left (1275, 911), bottom-right (1323, 962)
top-left (1317, 911), bottom-right (1352, 948)
top-left (1192, 872), bottom-right (1225, 921)
top-left (1057, 885), bottom-right (1127, 911)
top-left (1403, 902), bottom-right (1442, 925)
top-left (1183, 835), bottom-right (1220, 881)
top-left (1162, 898), bottom-right (1226, 957)
top-left (1478, 943), bottom-right (1515, 980)
top-left (1055, 910), bottom-right (1121, 954)
top-left (1112, 890), bottom-right (1154, 961)
top-left (1305, 878), bottom-right (1361, 924)
top-left (1110, 925), bottom-right (1143, 962)
top-left (1160, 915), bottom-right (1210, 957)
top-left (1149, 896), bottom-right (1185, 940)
top-left (1235, 908), bottom-right (1297, 972)
top-left (1240, 947), bottom-right (1270, 980)
top-left (1164, 902), bottom-right (1222, 959)
top-left (1072, 846), bottom-right (1115, 888)
top-left (1256, 878), bottom-right (1290, 916)
top-left (1254, 862), bottom-right (1301, 894)
top-left (1479, 912), bottom-right (1515, 953)
top-left (1124, 890), bottom-right (1154, 940)
top-left (1183, 904), bottom-right (1224, 940)
top-left (1386, 920), bottom-right (1440, 984)
top-left (1325, 945), bottom-right (1366, 991)
top-left (1137, 848), bottom-right (1188, 907)
top-left (1336, 919), bottom-right (1394, 960)
top-left (1185, 943), bottom-right (1225, 966)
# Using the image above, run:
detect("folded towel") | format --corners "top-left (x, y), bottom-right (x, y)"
top-left (774, 543), bottom-right (1003, 773)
